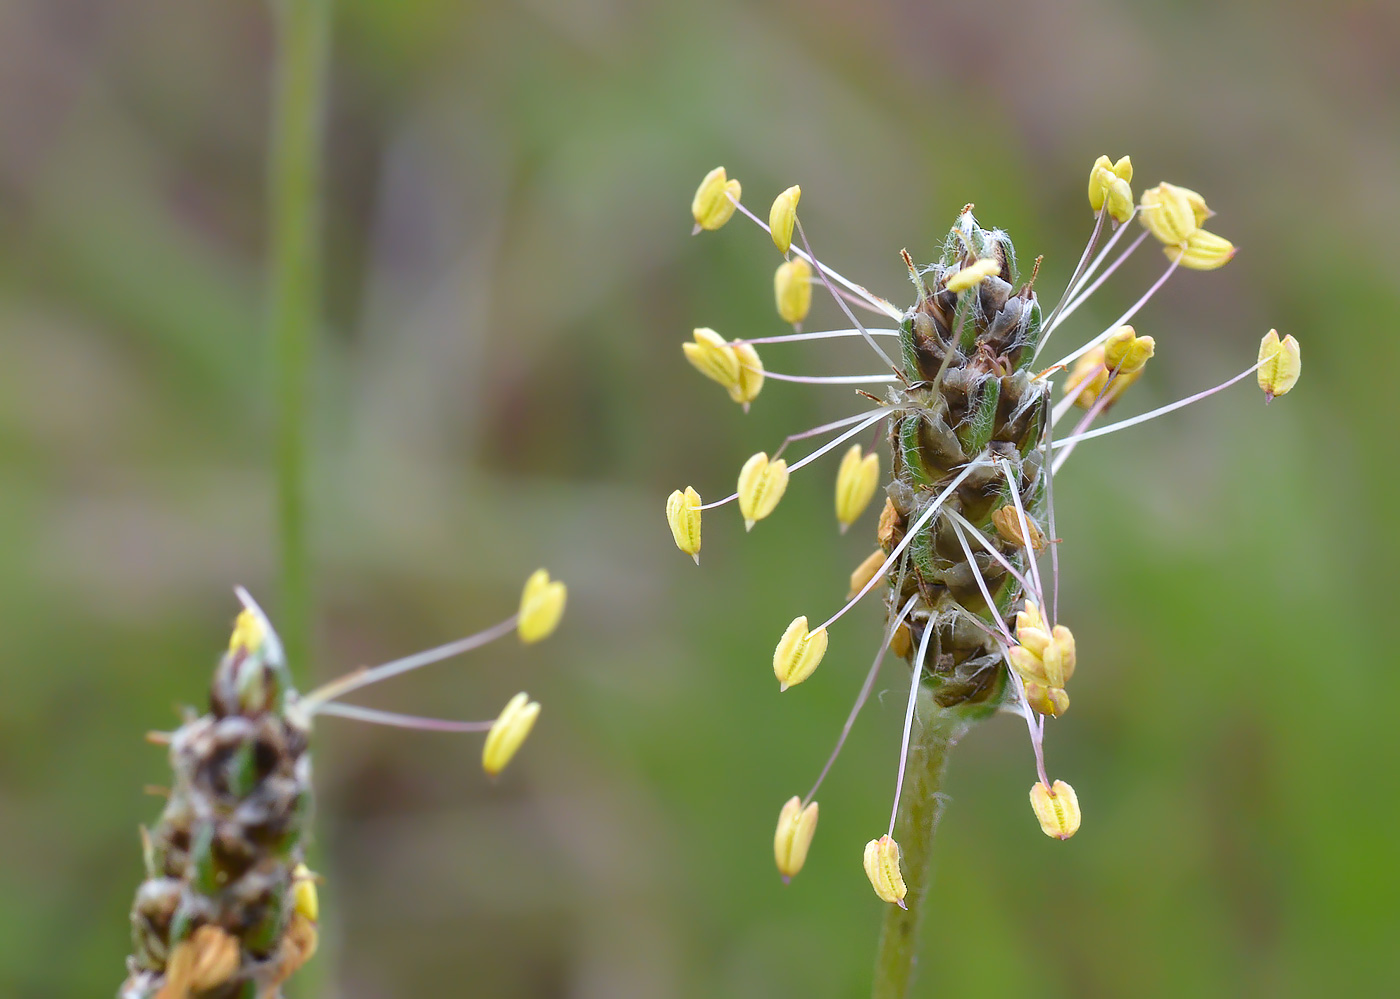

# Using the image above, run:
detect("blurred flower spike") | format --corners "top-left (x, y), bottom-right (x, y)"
top-left (667, 158), bottom-right (1294, 899)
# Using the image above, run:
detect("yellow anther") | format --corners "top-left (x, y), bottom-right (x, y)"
top-left (692, 166), bottom-right (741, 232)
top-left (518, 569), bottom-right (566, 644)
top-left (1163, 228), bottom-right (1236, 270)
top-left (773, 796), bottom-right (819, 880)
top-left (834, 445), bottom-right (880, 533)
top-left (848, 549), bottom-right (887, 599)
top-left (1102, 325), bottom-right (1156, 374)
top-left (1023, 680), bottom-right (1070, 718)
top-left (775, 258), bottom-right (813, 325)
top-left (292, 863), bottom-right (319, 923)
top-left (888, 623), bottom-right (912, 659)
top-left (730, 340), bottom-right (765, 408)
top-left (228, 609), bottom-right (264, 655)
top-left (1063, 344), bottom-right (1146, 410)
top-left (1008, 600), bottom-right (1075, 691)
top-left (944, 257), bottom-right (1002, 294)
top-left (1087, 155), bottom-right (1134, 223)
top-left (990, 505), bottom-right (1047, 551)
top-left (666, 487), bottom-right (703, 563)
top-left (162, 924), bottom-right (241, 996)
top-left (769, 185), bottom-right (801, 255)
top-left (862, 835), bottom-right (907, 906)
top-left (737, 452), bottom-right (789, 530)
top-left (773, 616), bottom-right (828, 690)
top-left (683, 327), bottom-right (741, 388)
top-left (1029, 779), bottom-right (1081, 840)
top-left (1139, 182), bottom-right (1209, 246)
top-left (1257, 329), bottom-right (1301, 401)
top-left (482, 692), bottom-right (541, 777)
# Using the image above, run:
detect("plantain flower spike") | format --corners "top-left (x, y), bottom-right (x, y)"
top-left (770, 184), bottom-right (802, 255)
top-left (774, 616), bottom-right (828, 690)
top-left (835, 444), bottom-right (881, 533)
top-left (774, 796), bottom-right (820, 880)
top-left (738, 451), bottom-right (789, 530)
top-left (1257, 329), bottom-right (1301, 401)
top-left (991, 505), bottom-right (1047, 551)
top-left (482, 692), bottom-right (541, 777)
top-left (518, 569), bottom-right (566, 643)
top-left (775, 258), bottom-right (813, 325)
top-left (666, 487), bottom-right (703, 562)
top-left (292, 863), bottom-right (319, 923)
top-left (1165, 228), bottom-right (1236, 271)
top-left (863, 835), bottom-right (907, 906)
top-left (1029, 779), bottom-right (1082, 840)
top-left (1088, 155), bottom-right (1135, 223)
top-left (944, 257), bottom-right (1001, 294)
top-left (692, 166), bottom-right (741, 232)
top-left (1139, 181), bottom-right (1210, 246)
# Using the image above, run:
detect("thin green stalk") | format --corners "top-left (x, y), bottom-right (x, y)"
top-left (872, 697), bottom-right (965, 999)
top-left (268, 0), bottom-right (330, 677)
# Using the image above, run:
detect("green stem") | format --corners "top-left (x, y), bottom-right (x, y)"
top-left (268, 0), bottom-right (330, 678)
top-left (871, 698), bottom-right (965, 999)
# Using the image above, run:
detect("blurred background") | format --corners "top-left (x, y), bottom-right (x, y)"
top-left (2, 0), bottom-right (1397, 996)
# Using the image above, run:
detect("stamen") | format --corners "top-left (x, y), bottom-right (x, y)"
top-left (888, 610), bottom-right (939, 836)
top-left (818, 460), bottom-right (986, 632)
top-left (1051, 256), bottom-right (1182, 372)
top-left (756, 368), bottom-right (902, 385)
top-left (771, 411), bottom-right (888, 462)
top-left (1051, 378), bottom-right (1121, 475)
top-left (313, 702), bottom-right (495, 732)
top-left (998, 460), bottom-right (1044, 608)
top-left (1040, 426), bottom-right (1062, 625)
top-left (1044, 228), bottom-right (1149, 340)
top-left (1051, 359), bottom-right (1264, 453)
top-left (786, 410), bottom-right (887, 473)
top-left (731, 328), bottom-right (901, 346)
top-left (1036, 208), bottom-right (1108, 351)
top-left (948, 520), bottom-right (1015, 645)
top-left (301, 614), bottom-right (519, 710)
top-left (794, 217), bottom-right (905, 376)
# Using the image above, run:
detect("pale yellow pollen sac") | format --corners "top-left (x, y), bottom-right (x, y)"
top-left (1087, 155), bottom-right (1134, 223)
top-left (775, 258), bottom-right (813, 325)
top-left (1139, 181), bottom-right (1210, 246)
top-left (730, 340), bottom-right (766, 409)
top-left (1257, 329), bottom-right (1301, 401)
top-left (774, 796), bottom-right (819, 880)
top-left (990, 505), bottom-right (1047, 551)
top-left (834, 445), bottom-right (881, 533)
top-left (1102, 325), bottom-right (1156, 375)
top-left (848, 549), bottom-right (887, 599)
top-left (683, 327), bottom-right (742, 389)
top-left (862, 834), bottom-right (907, 906)
top-left (1029, 779), bottom-right (1082, 840)
top-left (1023, 680), bottom-right (1070, 718)
top-left (737, 451), bottom-right (789, 530)
top-left (1008, 601), bottom-right (1076, 709)
top-left (482, 692), bottom-right (541, 776)
top-left (888, 623), bottom-right (912, 659)
top-left (160, 924), bottom-right (241, 998)
top-left (1163, 228), bottom-right (1236, 271)
top-left (228, 609), bottom-right (264, 655)
top-left (773, 616), bottom-right (828, 690)
top-left (518, 569), bottom-right (567, 644)
top-left (292, 863), bottom-right (319, 923)
top-left (943, 257), bottom-right (1002, 294)
top-left (666, 487), bottom-right (703, 563)
top-left (769, 185), bottom-right (802, 255)
top-left (692, 166), bottom-right (742, 232)
top-left (1063, 344), bottom-right (1146, 410)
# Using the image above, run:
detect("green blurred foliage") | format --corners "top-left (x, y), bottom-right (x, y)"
top-left (1, 0), bottom-right (1397, 996)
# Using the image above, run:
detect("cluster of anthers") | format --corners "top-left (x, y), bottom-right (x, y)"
top-left (670, 161), bottom-right (1299, 905)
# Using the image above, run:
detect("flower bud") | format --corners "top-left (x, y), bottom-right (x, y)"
top-left (1163, 228), bottom-right (1236, 270)
top-left (944, 257), bottom-right (1001, 294)
top-left (1102, 325), bottom-right (1155, 375)
top-left (834, 445), bottom-right (880, 532)
top-left (738, 452), bottom-right (789, 530)
top-left (775, 258), bottom-right (813, 325)
top-left (730, 341), bottom-right (765, 408)
top-left (518, 569), bottom-right (566, 644)
top-left (774, 616), bottom-right (828, 690)
top-left (848, 549), bottom-right (887, 599)
top-left (1257, 329), bottom-right (1301, 401)
top-left (1029, 779), bottom-right (1081, 840)
top-left (292, 863), bottom-right (319, 923)
top-left (683, 327), bottom-right (741, 389)
top-left (990, 505), bottom-right (1046, 551)
top-left (228, 608), bottom-right (265, 655)
top-left (1087, 155), bottom-right (1134, 223)
top-left (666, 487), bottom-right (703, 562)
top-left (163, 925), bottom-right (241, 994)
top-left (1139, 182), bottom-right (1205, 245)
top-left (692, 166), bottom-right (741, 232)
top-left (773, 796), bottom-right (819, 880)
top-left (769, 185), bottom-right (801, 255)
top-left (482, 692), bottom-right (541, 776)
top-left (862, 834), bottom-right (907, 906)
